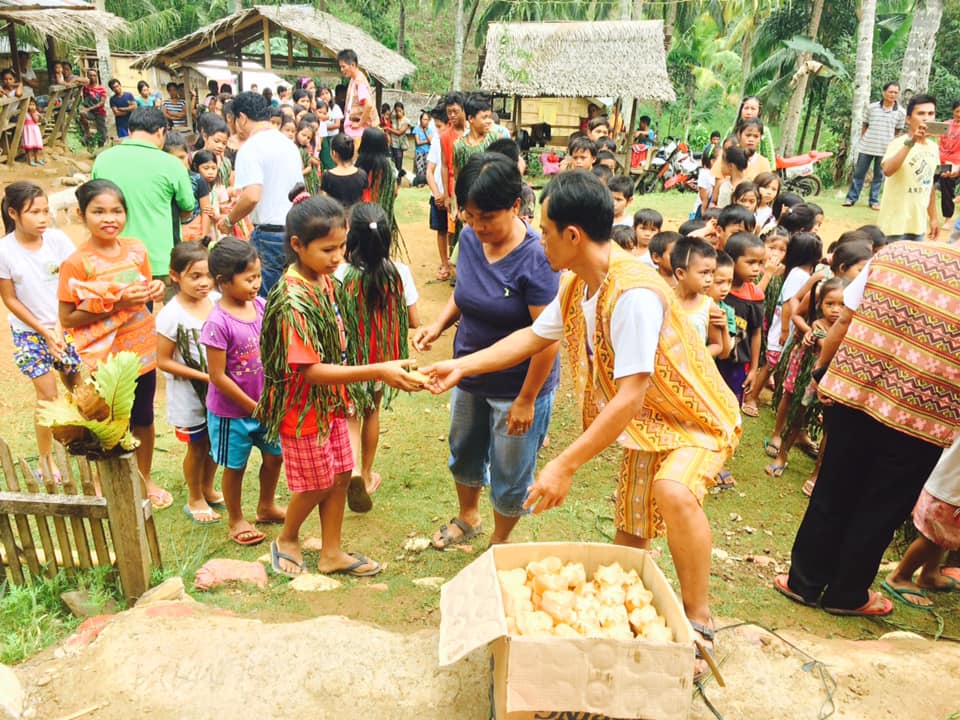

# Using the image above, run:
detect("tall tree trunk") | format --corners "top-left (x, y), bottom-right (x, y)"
top-left (633, 0), bottom-right (644, 20)
top-left (778, 0), bottom-right (824, 156)
top-left (898, 0), bottom-right (943, 101)
top-left (452, 0), bottom-right (464, 90)
top-left (740, 36), bottom-right (753, 94)
top-left (93, 0), bottom-right (112, 97)
top-left (397, 0), bottom-right (406, 57)
top-left (848, 0), bottom-right (877, 169)
top-left (663, 0), bottom-right (678, 51)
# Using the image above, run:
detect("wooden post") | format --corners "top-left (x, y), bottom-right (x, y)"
top-left (262, 18), bottom-right (272, 70)
top-left (287, 32), bottom-right (293, 67)
top-left (623, 97), bottom-right (638, 175)
top-left (98, 454), bottom-right (152, 601)
top-left (236, 44), bottom-right (244, 91)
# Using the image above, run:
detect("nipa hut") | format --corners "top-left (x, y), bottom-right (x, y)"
top-left (480, 20), bottom-right (675, 150)
top-left (133, 4), bottom-right (416, 123)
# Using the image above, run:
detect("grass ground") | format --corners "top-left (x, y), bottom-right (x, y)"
top-left (1, 184), bottom-right (956, 665)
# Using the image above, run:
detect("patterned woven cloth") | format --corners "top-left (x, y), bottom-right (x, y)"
top-left (820, 242), bottom-right (960, 447)
top-left (558, 244), bottom-right (741, 454)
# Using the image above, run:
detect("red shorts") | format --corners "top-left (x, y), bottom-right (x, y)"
top-left (279, 417), bottom-right (353, 493)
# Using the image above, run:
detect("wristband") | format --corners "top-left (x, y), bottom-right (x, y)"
top-left (904, 138), bottom-right (915, 148)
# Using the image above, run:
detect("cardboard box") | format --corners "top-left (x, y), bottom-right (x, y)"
top-left (439, 542), bottom-right (695, 720)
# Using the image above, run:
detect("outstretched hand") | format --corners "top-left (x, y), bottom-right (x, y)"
top-left (522, 458), bottom-right (574, 514)
top-left (379, 359), bottom-right (426, 392)
top-left (419, 360), bottom-right (463, 394)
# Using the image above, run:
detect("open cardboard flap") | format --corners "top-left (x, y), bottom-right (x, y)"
top-left (439, 547), bottom-right (507, 666)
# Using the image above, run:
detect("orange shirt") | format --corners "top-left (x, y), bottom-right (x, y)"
top-left (57, 237), bottom-right (156, 375)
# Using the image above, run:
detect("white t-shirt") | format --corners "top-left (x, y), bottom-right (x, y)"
top-left (326, 104), bottom-right (344, 133)
top-left (533, 286), bottom-right (663, 378)
top-left (334, 260), bottom-right (419, 308)
top-left (0, 229), bottom-right (75, 332)
top-left (767, 267), bottom-right (811, 352)
top-left (21, 66), bottom-right (36, 97)
top-left (843, 259), bottom-right (871, 311)
top-left (234, 127), bottom-right (303, 226)
top-left (924, 434), bottom-right (960, 506)
top-left (755, 205), bottom-right (773, 231)
top-left (156, 295), bottom-right (216, 428)
top-left (637, 250), bottom-right (656, 269)
top-left (693, 167), bottom-right (715, 214)
top-left (427, 131), bottom-right (444, 193)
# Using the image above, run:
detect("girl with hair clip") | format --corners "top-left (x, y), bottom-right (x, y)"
top-left (356, 127), bottom-right (399, 243)
top-left (335, 202), bottom-right (421, 512)
top-left (257, 187), bottom-right (422, 578)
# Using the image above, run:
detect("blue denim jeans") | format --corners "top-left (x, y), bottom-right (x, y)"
top-left (249, 226), bottom-right (286, 297)
top-left (447, 387), bottom-right (554, 517)
top-left (845, 153), bottom-right (884, 207)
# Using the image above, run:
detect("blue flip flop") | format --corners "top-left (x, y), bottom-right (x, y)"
top-left (328, 551), bottom-right (382, 577)
top-left (270, 540), bottom-right (306, 578)
top-left (881, 580), bottom-right (934, 611)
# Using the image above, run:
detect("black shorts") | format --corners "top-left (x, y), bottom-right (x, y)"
top-left (131, 369), bottom-right (157, 428)
top-left (429, 196), bottom-right (448, 232)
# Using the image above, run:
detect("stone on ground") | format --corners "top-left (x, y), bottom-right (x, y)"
top-left (0, 663), bottom-right (23, 720)
top-left (193, 559), bottom-right (268, 591)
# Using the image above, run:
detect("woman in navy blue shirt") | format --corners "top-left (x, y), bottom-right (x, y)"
top-left (413, 153), bottom-right (560, 547)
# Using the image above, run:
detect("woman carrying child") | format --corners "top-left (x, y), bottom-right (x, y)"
top-left (157, 242), bottom-right (224, 524)
top-left (335, 202), bottom-right (420, 512)
top-left (57, 180), bottom-right (171, 509)
top-left (0, 182), bottom-right (81, 482)
top-left (257, 189), bottom-right (423, 577)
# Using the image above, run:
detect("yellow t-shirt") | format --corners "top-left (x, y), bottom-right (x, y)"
top-left (877, 135), bottom-right (939, 236)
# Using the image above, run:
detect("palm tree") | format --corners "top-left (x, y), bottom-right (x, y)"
top-left (848, 0), bottom-right (878, 169)
top-left (898, 0), bottom-right (944, 99)
top-left (778, 0), bottom-right (825, 155)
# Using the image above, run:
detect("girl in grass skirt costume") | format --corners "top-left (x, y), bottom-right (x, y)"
top-left (257, 186), bottom-right (423, 578)
top-left (336, 202), bottom-right (420, 513)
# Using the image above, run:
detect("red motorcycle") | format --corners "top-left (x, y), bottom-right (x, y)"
top-left (775, 150), bottom-right (833, 197)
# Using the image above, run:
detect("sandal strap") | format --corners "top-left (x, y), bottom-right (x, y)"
top-left (688, 619), bottom-right (716, 642)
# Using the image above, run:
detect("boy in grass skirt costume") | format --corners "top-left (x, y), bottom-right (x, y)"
top-left (256, 188), bottom-right (422, 578)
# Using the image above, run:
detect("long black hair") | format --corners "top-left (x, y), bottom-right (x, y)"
top-left (347, 202), bottom-right (399, 311)
top-left (2, 181), bottom-right (45, 233)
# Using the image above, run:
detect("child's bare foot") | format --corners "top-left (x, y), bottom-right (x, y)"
top-left (255, 503), bottom-right (286, 524)
top-left (365, 471), bottom-right (382, 494)
top-left (228, 520), bottom-right (265, 546)
top-left (317, 550), bottom-right (381, 577)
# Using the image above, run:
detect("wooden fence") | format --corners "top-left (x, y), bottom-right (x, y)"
top-left (0, 438), bottom-right (161, 601)
top-left (42, 85), bottom-right (83, 146)
top-left (0, 94), bottom-right (28, 166)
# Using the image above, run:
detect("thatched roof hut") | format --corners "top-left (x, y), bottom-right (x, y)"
top-left (133, 4), bottom-right (415, 87)
top-left (480, 20), bottom-right (675, 101)
top-left (0, 0), bottom-right (126, 43)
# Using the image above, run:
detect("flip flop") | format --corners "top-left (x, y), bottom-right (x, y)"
top-left (270, 540), bottom-right (305, 578)
top-left (148, 488), bottom-right (173, 510)
top-left (347, 475), bottom-right (373, 513)
top-left (182, 504), bottom-right (220, 525)
top-left (802, 479), bottom-right (816, 497)
top-left (798, 438), bottom-right (820, 460)
top-left (763, 438), bottom-right (781, 458)
top-left (765, 462), bottom-right (787, 478)
top-left (942, 567), bottom-right (960, 583)
top-left (881, 580), bottom-right (933, 611)
top-left (432, 517), bottom-right (484, 549)
top-left (924, 572), bottom-right (960, 592)
top-left (714, 471), bottom-right (736, 489)
top-left (255, 515), bottom-right (285, 525)
top-left (823, 590), bottom-right (893, 617)
top-left (688, 618), bottom-right (718, 684)
top-left (741, 401), bottom-right (759, 418)
top-left (327, 551), bottom-right (381, 577)
top-left (206, 496), bottom-right (226, 511)
top-left (229, 527), bottom-right (266, 546)
top-left (773, 574), bottom-right (816, 607)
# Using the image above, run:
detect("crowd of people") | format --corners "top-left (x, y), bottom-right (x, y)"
top-left (0, 49), bottom-right (957, 684)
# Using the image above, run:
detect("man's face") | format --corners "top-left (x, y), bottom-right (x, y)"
top-left (446, 103), bottom-right (464, 128)
top-left (611, 191), bottom-right (627, 218)
top-left (883, 84), bottom-right (900, 106)
top-left (110, 82), bottom-right (121, 96)
top-left (87, 70), bottom-right (98, 85)
top-left (539, 198), bottom-right (575, 272)
top-left (907, 102), bottom-right (937, 134)
top-left (469, 109), bottom-right (492, 135)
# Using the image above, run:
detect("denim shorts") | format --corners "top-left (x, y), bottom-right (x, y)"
top-left (447, 387), bottom-right (554, 517)
top-left (250, 226), bottom-right (286, 298)
top-left (208, 413), bottom-right (282, 470)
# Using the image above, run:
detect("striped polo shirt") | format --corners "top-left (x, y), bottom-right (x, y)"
top-left (859, 101), bottom-right (905, 156)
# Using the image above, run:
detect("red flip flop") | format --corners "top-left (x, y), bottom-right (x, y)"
top-left (823, 590), bottom-right (893, 617)
top-left (774, 574), bottom-right (816, 607)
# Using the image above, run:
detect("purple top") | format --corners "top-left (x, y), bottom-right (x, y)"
top-left (200, 296), bottom-right (266, 419)
top-left (453, 223), bottom-right (560, 398)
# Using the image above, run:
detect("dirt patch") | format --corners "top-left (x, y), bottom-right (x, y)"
top-left (17, 604), bottom-right (960, 720)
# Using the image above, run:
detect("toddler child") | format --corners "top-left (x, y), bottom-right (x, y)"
top-left (648, 230), bottom-right (680, 286)
top-left (633, 208), bottom-right (662, 267)
top-left (157, 242), bottom-right (223, 523)
top-left (200, 238), bottom-right (285, 546)
top-left (0, 182), bottom-right (80, 480)
top-left (57, 180), bottom-right (170, 508)
top-left (670, 238), bottom-right (725, 357)
top-left (165, 132), bottom-right (211, 243)
top-left (22, 97), bottom-right (45, 166)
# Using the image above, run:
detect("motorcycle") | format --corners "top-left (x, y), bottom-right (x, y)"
top-left (775, 150), bottom-right (833, 197)
top-left (634, 140), bottom-right (698, 195)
